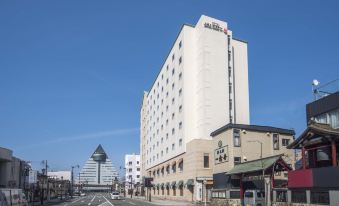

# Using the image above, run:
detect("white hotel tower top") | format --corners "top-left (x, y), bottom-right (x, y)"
top-left (140, 15), bottom-right (250, 170)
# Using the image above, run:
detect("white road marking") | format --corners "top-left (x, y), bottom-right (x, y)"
top-left (103, 195), bottom-right (114, 206)
top-left (88, 195), bottom-right (96, 206)
top-left (127, 201), bottom-right (136, 205)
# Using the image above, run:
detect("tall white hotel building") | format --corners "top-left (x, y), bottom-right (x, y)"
top-left (140, 15), bottom-right (249, 202)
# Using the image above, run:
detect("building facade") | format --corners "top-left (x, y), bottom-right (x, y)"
top-left (0, 146), bottom-right (30, 189)
top-left (210, 124), bottom-right (295, 204)
top-left (307, 90), bottom-right (339, 129)
top-left (124, 154), bottom-right (141, 192)
top-left (79, 145), bottom-right (118, 190)
top-left (47, 171), bottom-right (71, 181)
top-left (140, 15), bottom-right (250, 202)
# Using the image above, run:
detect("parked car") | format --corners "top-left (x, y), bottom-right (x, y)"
top-left (0, 189), bottom-right (28, 206)
top-left (110, 192), bottom-right (121, 200)
top-left (244, 190), bottom-right (265, 206)
top-left (80, 192), bottom-right (86, 197)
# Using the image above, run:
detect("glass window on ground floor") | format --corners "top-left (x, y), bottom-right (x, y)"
top-left (167, 188), bottom-right (170, 195)
top-left (172, 187), bottom-right (176, 196)
top-left (291, 190), bottom-right (307, 203)
top-left (161, 188), bottom-right (164, 195)
top-left (230, 190), bottom-right (240, 199)
top-left (212, 190), bottom-right (226, 199)
top-left (276, 190), bottom-right (287, 202)
top-left (311, 191), bottom-right (329, 205)
top-left (179, 186), bottom-right (183, 196)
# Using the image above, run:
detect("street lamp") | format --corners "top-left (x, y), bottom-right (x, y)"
top-left (71, 165), bottom-right (79, 198)
top-left (247, 140), bottom-right (266, 206)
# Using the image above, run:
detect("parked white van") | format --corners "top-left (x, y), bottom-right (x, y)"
top-left (244, 190), bottom-right (265, 206)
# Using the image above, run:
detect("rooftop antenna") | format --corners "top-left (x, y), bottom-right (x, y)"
top-left (312, 79), bottom-right (320, 100)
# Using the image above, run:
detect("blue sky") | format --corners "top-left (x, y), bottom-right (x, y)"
top-left (1, 1), bottom-right (338, 175)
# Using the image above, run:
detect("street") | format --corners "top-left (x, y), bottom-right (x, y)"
top-left (53, 193), bottom-right (155, 206)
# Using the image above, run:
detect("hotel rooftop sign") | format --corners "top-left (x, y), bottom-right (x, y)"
top-left (204, 22), bottom-right (228, 34)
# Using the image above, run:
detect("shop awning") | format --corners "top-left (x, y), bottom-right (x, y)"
top-left (156, 183), bottom-right (159, 188)
top-left (226, 155), bottom-right (291, 175)
top-left (171, 181), bottom-right (176, 187)
top-left (178, 180), bottom-right (184, 187)
top-left (185, 179), bottom-right (194, 186)
top-left (165, 182), bottom-right (170, 188)
top-left (160, 183), bottom-right (164, 188)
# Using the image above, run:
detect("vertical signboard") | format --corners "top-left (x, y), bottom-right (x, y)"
top-left (28, 170), bottom-right (38, 184)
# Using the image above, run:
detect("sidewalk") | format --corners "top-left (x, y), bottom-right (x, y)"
top-left (126, 196), bottom-right (196, 206)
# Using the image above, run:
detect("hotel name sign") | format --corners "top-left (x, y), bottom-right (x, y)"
top-left (204, 22), bottom-right (228, 34)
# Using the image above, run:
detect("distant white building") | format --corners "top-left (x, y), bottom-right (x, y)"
top-left (124, 154), bottom-right (141, 191)
top-left (79, 145), bottom-right (118, 189)
top-left (47, 171), bottom-right (71, 181)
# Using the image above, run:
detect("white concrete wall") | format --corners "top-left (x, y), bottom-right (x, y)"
top-left (141, 15), bottom-right (250, 171)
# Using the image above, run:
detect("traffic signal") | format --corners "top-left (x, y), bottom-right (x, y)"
top-left (144, 177), bottom-right (153, 188)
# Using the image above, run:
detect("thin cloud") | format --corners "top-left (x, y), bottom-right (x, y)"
top-left (16, 127), bottom-right (139, 150)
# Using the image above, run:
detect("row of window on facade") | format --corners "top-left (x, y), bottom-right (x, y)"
top-left (232, 129), bottom-right (290, 149)
top-left (212, 190), bottom-right (329, 204)
top-left (149, 153), bottom-right (210, 177)
top-left (152, 186), bottom-right (185, 197)
top-left (147, 139), bottom-right (184, 165)
top-left (148, 40), bottom-right (183, 100)
top-left (146, 86), bottom-right (184, 134)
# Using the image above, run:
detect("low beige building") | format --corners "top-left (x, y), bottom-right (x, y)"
top-left (145, 139), bottom-right (213, 202)
top-left (211, 123), bottom-right (295, 200)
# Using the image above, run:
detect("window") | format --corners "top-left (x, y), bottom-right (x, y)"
top-left (233, 129), bottom-right (241, 147)
top-left (276, 190), bottom-right (287, 202)
top-left (273, 134), bottom-right (280, 150)
top-left (172, 113), bottom-right (175, 120)
top-left (172, 143), bottom-right (175, 150)
top-left (179, 41), bottom-right (182, 49)
top-left (179, 72), bottom-right (182, 80)
top-left (137, 168), bottom-right (140, 171)
top-left (179, 122), bottom-right (182, 129)
top-left (179, 57), bottom-right (182, 65)
top-left (129, 168), bottom-right (132, 172)
top-left (229, 83), bottom-right (232, 94)
top-left (172, 68), bottom-right (175, 76)
top-left (234, 157), bottom-right (241, 165)
top-left (179, 105), bottom-right (182, 113)
top-left (166, 133), bottom-right (168, 139)
top-left (166, 65), bottom-right (169, 70)
top-left (166, 147), bottom-right (169, 153)
top-left (230, 191), bottom-right (240, 199)
top-left (172, 83), bottom-right (175, 90)
top-left (137, 175), bottom-right (140, 178)
top-left (229, 99), bottom-right (232, 110)
top-left (311, 191), bottom-right (329, 204)
top-left (129, 161), bottom-right (132, 166)
top-left (292, 190), bottom-right (306, 203)
top-left (166, 78), bottom-right (169, 84)
top-left (172, 98), bottom-right (175, 104)
top-left (179, 138), bottom-right (183, 146)
top-left (204, 153), bottom-right (209, 168)
top-left (172, 54), bottom-right (175, 61)
top-left (179, 88), bottom-right (182, 96)
top-left (282, 138), bottom-right (290, 146)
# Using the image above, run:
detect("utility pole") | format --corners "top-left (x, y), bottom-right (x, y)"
top-left (71, 165), bottom-right (79, 198)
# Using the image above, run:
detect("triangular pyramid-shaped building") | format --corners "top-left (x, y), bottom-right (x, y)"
top-left (79, 144), bottom-right (118, 188)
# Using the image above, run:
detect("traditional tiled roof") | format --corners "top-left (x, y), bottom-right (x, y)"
top-left (287, 122), bottom-right (339, 149)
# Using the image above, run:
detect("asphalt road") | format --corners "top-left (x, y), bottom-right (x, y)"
top-left (54, 193), bottom-right (154, 206)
